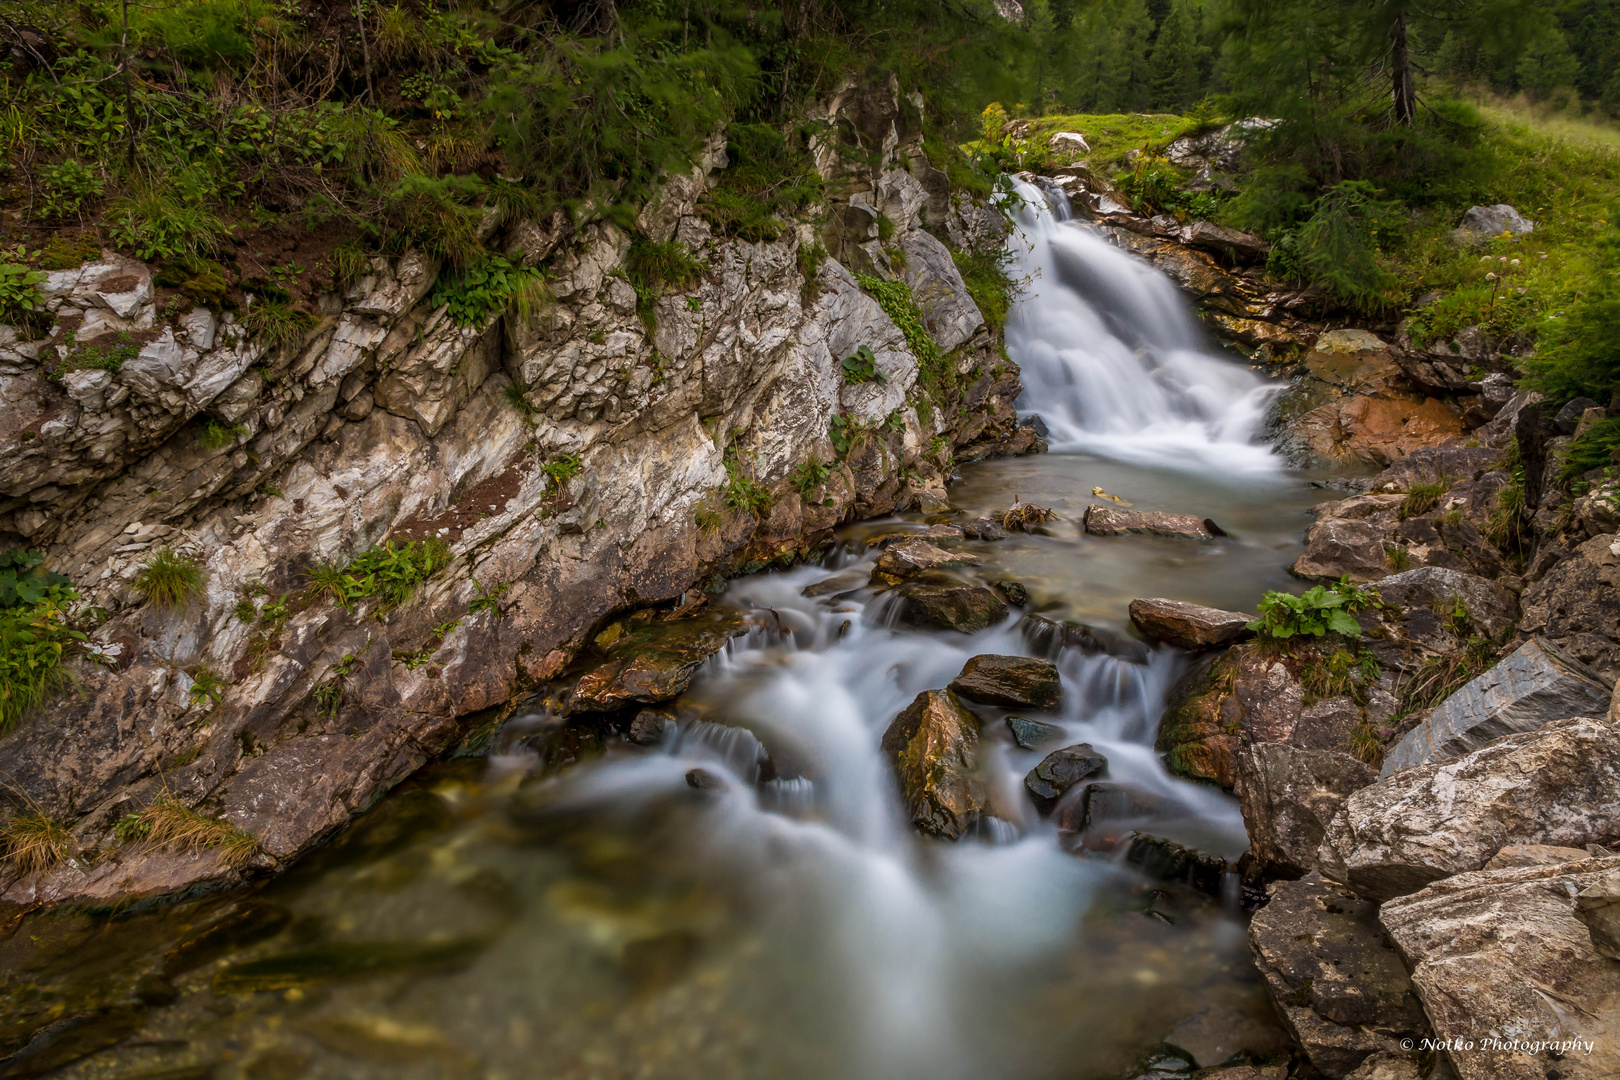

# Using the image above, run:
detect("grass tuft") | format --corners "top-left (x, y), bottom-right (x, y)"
top-left (1397, 477), bottom-right (1452, 520)
top-left (122, 794), bottom-right (258, 868)
top-left (133, 548), bottom-right (206, 610)
top-left (0, 810), bottom-right (71, 874)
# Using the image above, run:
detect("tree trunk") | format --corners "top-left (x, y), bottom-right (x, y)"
top-left (1390, 7), bottom-right (1416, 125)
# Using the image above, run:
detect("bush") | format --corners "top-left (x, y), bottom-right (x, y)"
top-left (840, 344), bottom-right (885, 385)
top-left (722, 457), bottom-right (772, 515)
top-left (0, 263), bottom-right (48, 333)
top-left (0, 549), bottom-right (84, 733)
top-left (305, 539), bottom-right (453, 610)
top-left (950, 246), bottom-right (1015, 332)
top-left (38, 159), bottom-right (103, 221)
top-left (239, 300), bottom-right (317, 347)
top-left (133, 548), bottom-right (207, 609)
top-left (791, 458), bottom-right (830, 496)
top-left (428, 252), bottom-right (551, 328)
top-left (1273, 181), bottom-right (1403, 313)
top-left (107, 187), bottom-right (227, 262)
top-left (1247, 578), bottom-right (1379, 641)
top-left (700, 124), bottom-right (824, 242)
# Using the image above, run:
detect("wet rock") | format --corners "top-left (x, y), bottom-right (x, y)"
top-left (993, 579), bottom-right (1029, 607)
top-left (1083, 506), bottom-right (1225, 540)
top-left (1236, 745), bottom-right (1377, 878)
top-left (1484, 843), bottom-right (1592, 870)
top-left (627, 707), bottom-right (676, 746)
top-left (1005, 715), bottom-right (1064, 751)
top-left (960, 517), bottom-right (1009, 540)
top-left (801, 570), bottom-right (869, 598)
top-left (1517, 531), bottom-right (1620, 682)
top-left (880, 689), bottom-right (987, 840)
top-left (1059, 782), bottom-right (1169, 839)
top-left (566, 611), bottom-right (749, 713)
top-left (1364, 444), bottom-right (1506, 493)
top-left (684, 768), bottom-right (727, 791)
top-left (1453, 203), bottom-right (1534, 243)
top-left (1124, 833), bottom-right (1228, 897)
top-left (1380, 856), bottom-right (1620, 1080)
top-left (1248, 874), bottom-right (1430, 1079)
top-left (1319, 715), bottom-right (1620, 902)
top-left (892, 574), bottom-right (1009, 634)
top-left (1023, 743), bottom-right (1107, 812)
top-left (1381, 638), bottom-right (1611, 776)
top-left (1291, 519), bottom-right (1392, 582)
top-left (870, 538), bottom-right (979, 585)
top-left (0, 1007), bottom-right (147, 1079)
top-left (948, 654), bottom-right (1061, 709)
top-left (1128, 598), bottom-right (1255, 650)
top-left (1200, 1069), bottom-right (1286, 1080)
top-left (1022, 613), bottom-right (1152, 664)
top-left (1165, 1004), bottom-right (1287, 1070)
top-left (212, 937), bottom-right (490, 993)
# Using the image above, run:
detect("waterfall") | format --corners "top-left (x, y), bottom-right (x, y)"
top-left (1003, 177), bottom-right (1282, 473)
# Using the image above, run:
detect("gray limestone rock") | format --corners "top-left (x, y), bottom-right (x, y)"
top-left (1236, 744), bottom-right (1377, 877)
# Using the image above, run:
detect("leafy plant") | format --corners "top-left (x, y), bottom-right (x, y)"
top-left (133, 548), bottom-right (207, 610)
top-left (41, 329), bottom-right (140, 383)
top-left (429, 252), bottom-right (550, 328)
top-left (840, 344), bottom-right (886, 385)
top-left (541, 453), bottom-right (582, 488)
top-left (108, 188), bottom-right (227, 262)
top-left (1397, 476), bottom-right (1452, 519)
top-left (187, 666), bottom-right (227, 707)
top-left (38, 159), bottom-right (103, 220)
top-left (829, 414), bottom-right (855, 457)
top-left (625, 237), bottom-right (706, 331)
top-left (470, 580), bottom-right (510, 616)
top-left (199, 420), bottom-right (250, 451)
top-left (337, 539), bottom-right (453, 608)
top-left (722, 458), bottom-right (772, 516)
top-left (0, 263), bottom-right (48, 333)
top-left (791, 458), bottom-right (830, 496)
top-left (240, 299), bottom-right (317, 347)
top-left (0, 549), bottom-right (72, 611)
top-left (1247, 578), bottom-right (1378, 641)
top-left (503, 382), bottom-right (536, 419)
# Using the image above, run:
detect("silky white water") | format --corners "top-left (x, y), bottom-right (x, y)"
top-left (1004, 178), bottom-right (1283, 473)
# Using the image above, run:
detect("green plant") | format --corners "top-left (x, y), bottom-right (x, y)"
top-left (199, 420), bottom-right (250, 451)
top-left (429, 252), bottom-right (551, 328)
top-left (0, 810), bottom-right (71, 874)
top-left (503, 383), bottom-right (536, 418)
top-left (624, 237), bottom-right (706, 331)
top-left (791, 458), bottom-right (831, 496)
top-left (40, 329), bottom-right (140, 383)
top-left (541, 453), bottom-right (583, 488)
top-left (312, 678), bottom-right (343, 720)
top-left (829, 414), bottom-right (855, 457)
top-left (1347, 721), bottom-right (1385, 766)
top-left (701, 124), bottom-right (824, 243)
top-left (797, 242), bottom-right (827, 285)
top-left (187, 666), bottom-right (227, 707)
top-left (840, 344), bottom-right (885, 385)
top-left (0, 549), bottom-right (71, 610)
top-left (470, 580), bottom-right (510, 616)
top-left (1397, 476), bottom-right (1452, 519)
top-left (340, 539), bottom-right (453, 608)
top-left (240, 299), bottom-right (317, 347)
top-left (133, 548), bottom-right (206, 610)
top-left (305, 560), bottom-right (349, 605)
top-left (1115, 155), bottom-right (1183, 214)
top-left (38, 159), bottom-right (103, 220)
top-left (694, 506), bottom-right (722, 533)
top-left (108, 187), bottom-right (227, 262)
top-left (328, 242), bottom-right (371, 286)
top-left (0, 263), bottom-right (48, 333)
top-left (722, 457), bottom-right (772, 516)
top-left (1247, 578), bottom-right (1379, 641)
top-left (856, 276), bottom-right (953, 402)
top-left (258, 593), bottom-right (291, 629)
top-left (124, 794), bottom-right (258, 868)
top-left (1385, 544), bottom-right (1412, 571)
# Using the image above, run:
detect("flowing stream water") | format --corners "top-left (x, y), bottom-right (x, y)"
top-left (2, 185), bottom-right (1339, 1080)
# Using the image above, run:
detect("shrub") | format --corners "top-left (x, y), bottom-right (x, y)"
top-left (328, 242), bottom-right (371, 286)
top-left (1562, 417), bottom-right (1620, 481)
top-left (133, 548), bottom-right (207, 609)
top-left (240, 299), bottom-right (318, 347)
top-left (0, 810), bottom-right (71, 873)
top-left (1273, 181), bottom-right (1403, 313)
top-left (1247, 578), bottom-right (1378, 641)
top-left (107, 188), bottom-right (227, 262)
top-left (700, 123), bottom-right (824, 242)
top-left (791, 458), bottom-right (830, 496)
top-left (38, 159), bottom-right (103, 220)
top-left (313, 539), bottom-right (453, 609)
top-left (0, 549), bottom-right (84, 732)
top-left (428, 251), bottom-right (550, 328)
top-left (0, 263), bottom-right (48, 333)
top-left (840, 344), bottom-right (885, 385)
top-left (469, 580), bottom-right (510, 616)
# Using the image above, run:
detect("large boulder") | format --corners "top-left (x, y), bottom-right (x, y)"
top-left (1023, 743), bottom-right (1107, 813)
top-left (1083, 506), bottom-right (1224, 540)
top-left (1370, 565), bottom-right (1519, 644)
top-left (1319, 715), bottom-right (1620, 902)
top-left (1453, 203), bottom-right (1534, 243)
top-left (1235, 745), bottom-right (1377, 878)
top-left (567, 611), bottom-right (749, 713)
top-left (1381, 637), bottom-right (1611, 776)
top-left (1291, 519), bottom-right (1393, 582)
top-left (1517, 531), bottom-right (1620, 682)
top-left (1128, 597), bottom-right (1255, 650)
top-left (1381, 856), bottom-right (1620, 1080)
top-left (1179, 221), bottom-right (1269, 265)
top-left (1248, 875), bottom-right (1430, 1079)
top-left (948, 654), bottom-right (1061, 709)
top-left (1576, 869), bottom-right (1620, 959)
top-left (880, 689), bottom-right (988, 839)
top-left (891, 574), bottom-right (1009, 634)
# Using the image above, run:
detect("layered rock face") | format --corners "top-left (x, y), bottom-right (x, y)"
top-left (0, 90), bottom-right (1037, 909)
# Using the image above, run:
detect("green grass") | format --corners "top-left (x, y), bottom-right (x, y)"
top-left (1018, 112), bottom-right (1204, 170)
top-left (133, 548), bottom-right (206, 609)
top-left (199, 419), bottom-right (250, 451)
top-left (239, 299), bottom-right (318, 347)
top-left (119, 794), bottom-right (258, 868)
top-left (1398, 477), bottom-right (1453, 520)
top-left (303, 539), bottom-right (453, 611)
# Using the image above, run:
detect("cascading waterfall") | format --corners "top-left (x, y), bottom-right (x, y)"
top-left (1004, 177), bottom-right (1282, 472)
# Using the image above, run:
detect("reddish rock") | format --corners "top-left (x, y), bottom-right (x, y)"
top-left (1082, 506), bottom-right (1225, 539)
top-left (1128, 597), bottom-right (1255, 650)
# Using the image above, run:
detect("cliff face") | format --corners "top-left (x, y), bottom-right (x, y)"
top-left (0, 87), bottom-right (1036, 910)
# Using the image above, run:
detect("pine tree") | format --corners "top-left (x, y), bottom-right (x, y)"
top-left (1149, 0), bottom-right (1199, 109)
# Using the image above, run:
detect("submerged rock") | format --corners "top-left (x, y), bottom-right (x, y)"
top-left (566, 611), bottom-right (749, 714)
top-left (1381, 856), bottom-right (1620, 1080)
top-left (1319, 715), bottom-right (1620, 902)
top-left (1023, 743), bottom-right (1107, 813)
top-left (1248, 874), bottom-right (1430, 1079)
top-left (1124, 833), bottom-right (1228, 897)
top-left (1128, 597), bottom-right (1254, 650)
top-left (892, 574), bottom-right (1009, 634)
top-left (1082, 506), bottom-right (1225, 540)
top-left (948, 654), bottom-right (1061, 709)
top-left (880, 689), bottom-right (987, 840)
top-left (1235, 744), bottom-right (1376, 878)
top-left (1381, 637), bottom-right (1611, 776)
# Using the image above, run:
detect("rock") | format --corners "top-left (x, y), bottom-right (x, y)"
top-left (1005, 715), bottom-right (1064, 750)
top-left (1319, 715), bottom-right (1620, 902)
top-left (627, 708), bottom-right (676, 746)
top-left (1058, 782), bottom-right (1169, 839)
top-left (870, 538), bottom-right (979, 585)
top-left (891, 574), bottom-right (1010, 634)
top-left (1128, 598), bottom-right (1255, 650)
top-left (1124, 833), bottom-right (1228, 896)
top-left (567, 611), bottom-right (749, 714)
top-left (1371, 565), bottom-right (1519, 643)
top-left (960, 518), bottom-right (1009, 541)
top-left (1518, 531), bottom-right (1620, 682)
top-left (1082, 506), bottom-right (1225, 540)
top-left (1291, 519), bottom-right (1394, 582)
top-left (801, 570), bottom-right (869, 598)
top-left (1380, 856), bottom-right (1620, 1080)
top-left (1179, 221), bottom-right (1269, 265)
top-left (1201, 1069), bottom-right (1286, 1080)
top-left (1023, 743), bottom-right (1107, 812)
top-left (1236, 745), bottom-right (1377, 878)
top-left (880, 690), bottom-right (988, 840)
top-left (898, 229), bottom-right (984, 352)
top-left (1165, 1004), bottom-right (1286, 1070)
top-left (1576, 869), bottom-right (1620, 958)
top-left (1485, 843), bottom-right (1593, 870)
top-left (1344, 1052), bottom-right (1422, 1080)
top-left (948, 654), bottom-right (1061, 709)
top-left (1316, 328), bottom-right (1388, 354)
top-left (684, 767), bottom-right (727, 791)
top-left (1049, 131), bottom-right (1091, 155)
top-left (1554, 395), bottom-right (1603, 435)
top-left (1248, 875), bottom-right (1430, 1079)
top-left (1453, 203), bottom-right (1534, 243)
top-left (1381, 638), bottom-right (1612, 776)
